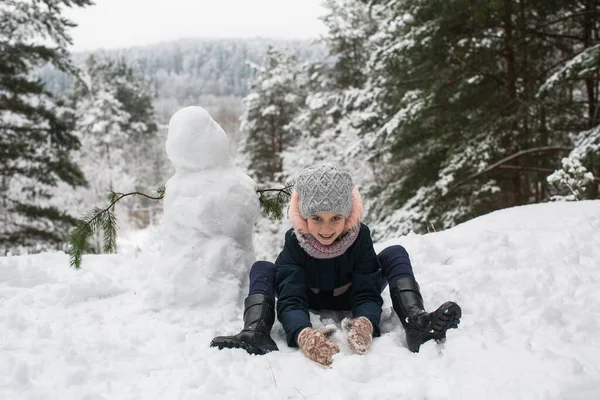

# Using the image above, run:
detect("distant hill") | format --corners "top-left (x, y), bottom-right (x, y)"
top-left (38, 37), bottom-right (327, 123)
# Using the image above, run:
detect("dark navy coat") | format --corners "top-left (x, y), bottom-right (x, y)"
top-left (275, 223), bottom-right (383, 347)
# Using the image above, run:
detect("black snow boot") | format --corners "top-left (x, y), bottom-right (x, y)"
top-left (210, 293), bottom-right (278, 355)
top-left (390, 276), bottom-right (461, 353)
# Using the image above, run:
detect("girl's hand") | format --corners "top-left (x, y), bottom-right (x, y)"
top-left (297, 326), bottom-right (339, 366)
top-left (344, 316), bottom-right (373, 354)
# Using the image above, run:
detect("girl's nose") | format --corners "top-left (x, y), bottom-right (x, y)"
top-left (322, 226), bottom-right (334, 234)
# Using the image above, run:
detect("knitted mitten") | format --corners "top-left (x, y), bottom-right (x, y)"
top-left (297, 326), bottom-right (339, 366)
top-left (344, 316), bottom-right (373, 354)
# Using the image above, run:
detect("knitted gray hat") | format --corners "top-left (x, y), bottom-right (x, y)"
top-left (294, 163), bottom-right (354, 218)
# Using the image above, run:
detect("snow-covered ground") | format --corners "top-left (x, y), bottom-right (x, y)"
top-left (1, 200), bottom-right (599, 400)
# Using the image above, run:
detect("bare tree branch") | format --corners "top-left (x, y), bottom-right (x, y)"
top-left (256, 185), bottom-right (293, 194)
top-left (525, 29), bottom-right (585, 41)
top-left (533, 10), bottom-right (599, 31)
top-left (498, 164), bottom-right (600, 182)
top-left (448, 146), bottom-right (574, 193)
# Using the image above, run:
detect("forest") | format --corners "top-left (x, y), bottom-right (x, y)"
top-left (2, 0), bottom-right (599, 254)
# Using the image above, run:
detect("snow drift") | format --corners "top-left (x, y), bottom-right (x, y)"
top-left (1, 200), bottom-right (599, 399)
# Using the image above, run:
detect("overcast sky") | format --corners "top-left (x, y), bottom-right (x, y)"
top-left (64, 0), bottom-right (328, 51)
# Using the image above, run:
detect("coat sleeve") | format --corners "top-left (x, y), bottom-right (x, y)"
top-left (351, 224), bottom-right (384, 336)
top-left (275, 230), bottom-right (312, 347)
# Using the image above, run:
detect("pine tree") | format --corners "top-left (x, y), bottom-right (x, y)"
top-left (536, 1), bottom-right (600, 198)
top-left (239, 47), bottom-right (306, 183)
top-left (321, 0), bottom-right (378, 89)
top-left (58, 55), bottom-right (160, 251)
top-left (353, 0), bottom-right (599, 238)
top-left (0, 0), bottom-right (93, 254)
top-left (92, 56), bottom-right (162, 213)
top-left (282, 0), bottom-right (381, 183)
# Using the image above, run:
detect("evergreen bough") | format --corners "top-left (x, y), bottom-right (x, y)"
top-left (68, 186), bottom-right (165, 269)
top-left (257, 184), bottom-right (293, 220)
top-left (1, 0), bottom-right (93, 252)
top-left (68, 184), bottom-right (291, 269)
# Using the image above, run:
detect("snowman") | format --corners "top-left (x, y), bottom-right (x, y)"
top-left (145, 106), bottom-right (260, 328)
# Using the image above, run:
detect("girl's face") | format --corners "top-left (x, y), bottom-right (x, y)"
top-left (307, 211), bottom-right (346, 245)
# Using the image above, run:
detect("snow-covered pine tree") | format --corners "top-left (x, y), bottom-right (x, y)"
top-left (282, 62), bottom-right (350, 177)
top-left (0, 0), bottom-right (92, 254)
top-left (320, 0), bottom-right (377, 90)
top-left (547, 156), bottom-right (595, 201)
top-left (239, 47), bottom-right (306, 183)
top-left (282, 0), bottom-right (380, 184)
top-left (354, 0), bottom-right (599, 239)
top-left (537, 3), bottom-right (600, 199)
top-left (98, 57), bottom-right (164, 220)
top-left (57, 55), bottom-right (160, 252)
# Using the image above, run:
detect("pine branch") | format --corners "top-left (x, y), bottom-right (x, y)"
top-left (68, 207), bottom-right (104, 270)
top-left (68, 187), bottom-right (165, 269)
top-left (102, 210), bottom-right (117, 253)
top-left (155, 185), bottom-right (166, 198)
top-left (68, 183), bottom-right (292, 269)
top-left (257, 184), bottom-right (293, 220)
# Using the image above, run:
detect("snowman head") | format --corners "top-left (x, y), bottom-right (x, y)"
top-left (166, 106), bottom-right (233, 171)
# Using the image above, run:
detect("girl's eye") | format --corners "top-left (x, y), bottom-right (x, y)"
top-left (311, 216), bottom-right (321, 222)
top-left (332, 216), bottom-right (342, 221)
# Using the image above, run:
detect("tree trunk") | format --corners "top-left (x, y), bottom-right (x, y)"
top-left (105, 142), bottom-right (113, 190)
top-left (539, 105), bottom-right (549, 201)
top-left (583, 0), bottom-right (599, 198)
top-left (518, 0), bottom-right (532, 203)
top-left (503, 0), bottom-right (520, 206)
top-left (584, 0), bottom-right (598, 129)
top-left (278, 115), bottom-right (284, 179)
top-left (270, 116), bottom-right (277, 181)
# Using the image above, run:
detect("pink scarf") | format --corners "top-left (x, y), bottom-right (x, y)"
top-left (294, 225), bottom-right (360, 259)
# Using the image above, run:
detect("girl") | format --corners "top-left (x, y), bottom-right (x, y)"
top-left (211, 163), bottom-right (461, 366)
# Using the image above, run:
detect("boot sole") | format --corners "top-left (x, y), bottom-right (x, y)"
top-left (430, 301), bottom-right (461, 339)
top-left (210, 337), bottom-right (278, 356)
top-left (404, 302), bottom-right (462, 352)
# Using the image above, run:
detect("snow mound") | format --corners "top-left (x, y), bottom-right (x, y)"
top-left (0, 201), bottom-right (599, 399)
top-left (145, 106), bottom-right (260, 322)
